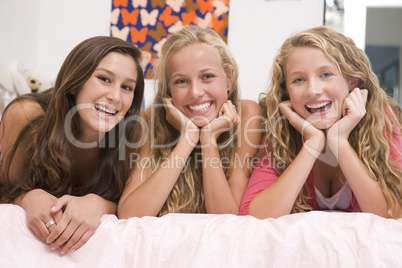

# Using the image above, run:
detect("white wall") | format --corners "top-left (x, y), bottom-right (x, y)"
top-left (0, 0), bottom-right (111, 79)
top-left (36, 0), bottom-right (111, 79)
top-left (0, 0), bottom-right (323, 105)
top-left (0, 0), bottom-right (40, 69)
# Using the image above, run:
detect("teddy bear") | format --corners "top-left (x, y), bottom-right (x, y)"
top-left (8, 60), bottom-right (53, 95)
top-left (0, 60), bottom-right (53, 113)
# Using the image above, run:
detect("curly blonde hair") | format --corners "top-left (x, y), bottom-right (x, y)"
top-left (259, 26), bottom-right (402, 217)
top-left (149, 25), bottom-right (241, 216)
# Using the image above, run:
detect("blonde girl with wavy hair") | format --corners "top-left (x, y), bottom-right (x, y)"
top-left (240, 26), bottom-right (402, 219)
top-left (118, 25), bottom-right (262, 218)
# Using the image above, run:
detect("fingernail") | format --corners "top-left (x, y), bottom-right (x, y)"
top-left (60, 250), bottom-right (65, 255)
top-left (71, 249), bottom-right (76, 253)
top-left (51, 206), bottom-right (56, 211)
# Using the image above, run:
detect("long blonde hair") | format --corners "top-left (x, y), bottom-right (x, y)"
top-left (260, 26), bottom-right (402, 217)
top-left (150, 25), bottom-right (240, 216)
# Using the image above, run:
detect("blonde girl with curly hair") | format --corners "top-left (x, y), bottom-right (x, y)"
top-left (118, 25), bottom-right (263, 218)
top-left (240, 26), bottom-right (402, 219)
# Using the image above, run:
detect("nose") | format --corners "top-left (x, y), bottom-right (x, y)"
top-left (305, 79), bottom-right (323, 96)
top-left (106, 85), bottom-right (121, 103)
top-left (188, 81), bottom-right (205, 99)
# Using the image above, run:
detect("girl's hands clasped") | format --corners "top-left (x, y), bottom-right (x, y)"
top-left (279, 88), bottom-right (368, 157)
top-left (46, 194), bottom-right (108, 255)
top-left (327, 88), bottom-right (368, 148)
top-left (163, 98), bottom-right (200, 146)
top-left (279, 100), bottom-right (326, 156)
top-left (200, 100), bottom-right (240, 146)
top-left (17, 189), bottom-right (62, 242)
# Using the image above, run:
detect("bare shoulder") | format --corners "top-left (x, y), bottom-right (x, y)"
top-left (240, 99), bottom-right (263, 119)
top-left (0, 100), bottom-right (44, 166)
top-left (2, 99), bottom-right (44, 125)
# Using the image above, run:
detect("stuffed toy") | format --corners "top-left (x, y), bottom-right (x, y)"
top-left (0, 60), bottom-right (53, 113)
top-left (8, 60), bottom-right (53, 95)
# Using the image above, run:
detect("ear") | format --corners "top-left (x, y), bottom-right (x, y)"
top-left (348, 77), bottom-right (359, 91)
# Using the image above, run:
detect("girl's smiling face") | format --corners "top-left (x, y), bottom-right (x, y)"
top-left (285, 46), bottom-right (353, 130)
top-left (168, 42), bottom-right (231, 127)
top-left (74, 52), bottom-right (137, 142)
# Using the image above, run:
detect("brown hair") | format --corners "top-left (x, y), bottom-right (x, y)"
top-left (1, 36), bottom-right (144, 203)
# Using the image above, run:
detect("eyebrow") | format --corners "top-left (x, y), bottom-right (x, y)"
top-left (288, 65), bottom-right (337, 76)
top-left (170, 67), bottom-right (219, 77)
top-left (95, 68), bottom-right (137, 83)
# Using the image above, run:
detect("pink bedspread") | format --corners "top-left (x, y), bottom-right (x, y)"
top-left (1, 204), bottom-right (401, 267)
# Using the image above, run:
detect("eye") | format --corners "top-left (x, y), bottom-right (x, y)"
top-left (98, 76), bottom-right (111, 83)
top-left (292, 77), bottom-right (304, 84)
top-left (321, 72), bottom-right (332, 78)
top-left (174, 78), bottom-right (187, 85)
top-left (121, 85), bottom-right (134, 92)
top-left (202, 73), bottom-right (215, 80)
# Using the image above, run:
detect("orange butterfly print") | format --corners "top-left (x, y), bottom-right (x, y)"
top-left (168, 21), bottom-right (184, 33)
top-left (121, 9), bottom-right (139, 25)
top-left (130, 27), bottom-right (148, 43)
top-left (181, 11), bottom-right (198, 26)
top-left (213, 0), bottom-right (229, 17)
top-left (166, 0), bottom-right (184, 12)
top-left (145, 68), bottom-right (153, 79)
top-left (139, 42), bottom-right (154, 56)
top-left (111, 26), bottom-right (130, 41)
top-left (196, 12), bottom-right (212, 28)
top-left (113, 0), bottom-right (128, 8)
top-left (185, 1), bottom-right (199, 13)
top-left (197, 0), bottom-right (214, 15)
top-left (140, 9), bottom-right (159, 26)
top-left (153, 37), bottom-right (167, 57)
top-left (211, 14), bottom-right (224, 33)
top-left (159, 7), bottom-right (180, 27)
top-left (132, 0), bottom-right (147, 8)
top-left (110, 8), bottom-right (121, 25)
top-left (151, 0), bottom-right (165, 8)
top-left (148, 22), bottom-right (168, 41)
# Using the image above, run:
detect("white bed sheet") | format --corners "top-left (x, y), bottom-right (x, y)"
top-left (1, 204), bottom-right (401, 267)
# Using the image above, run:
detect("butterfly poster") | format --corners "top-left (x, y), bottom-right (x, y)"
top-left (110, 0), bottom-right (230, 79)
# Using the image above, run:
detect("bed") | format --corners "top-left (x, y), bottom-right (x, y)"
top-left (1, 203), bottom-right (401, 267)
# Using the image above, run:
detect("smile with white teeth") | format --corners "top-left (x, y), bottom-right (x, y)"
top-left (188, 102), bottom-right (212, 112)
top-left (306, 101), bottom-right (331, 109)
top-left (95, 104), bottom-right (117, 115)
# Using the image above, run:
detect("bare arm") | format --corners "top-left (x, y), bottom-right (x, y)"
top-left (334, 141), bottom-right (390, 216)
top-left (118, 102), bottom-right (199, 218)
top-left (327, 88), bottom-right (394, 217)
top-left (0, 100), bottom-right (44, 182)
top-left (201, 100), bottom-right (263, 214)
top-left (248, 146), bottom-right (319, 218)
top-left (248, 100), bottom-right (325, 219)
